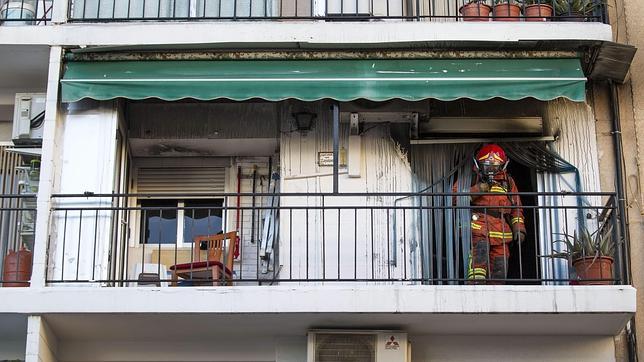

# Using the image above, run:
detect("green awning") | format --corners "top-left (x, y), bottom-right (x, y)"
top-left (61, 58), bottom-right (586, 103)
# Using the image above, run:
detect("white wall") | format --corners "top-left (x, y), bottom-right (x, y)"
top-left (538, 99), bottom-right (604, 282)
top-left (411, 335), bottom-right (615, 362)
top-left (279, 103), bottom-right (414, 282)
top-left (52, 333), bottom-right (616, 362)
top-left (228, 157), bottom-right (274, 281)
top-left (47, 101), bottom-right (118, 283)
top-left (543, 99), bottom-right (602, 193)
top-left (59, 338), bottom-right (278, 362)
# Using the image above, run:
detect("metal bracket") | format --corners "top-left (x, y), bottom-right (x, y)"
top-left (349, 113), bottom-right (360, 136)
top-left (410, 112), bottom-right (419, 140)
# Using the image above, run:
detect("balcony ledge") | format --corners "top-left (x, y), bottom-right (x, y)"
top-left (0, 285), bottom-right (635, 335)
top-left (0, 21), bottom-right (613, 48)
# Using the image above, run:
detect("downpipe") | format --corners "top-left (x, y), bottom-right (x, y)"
top-left (608, 80), bottom-right (637, 362)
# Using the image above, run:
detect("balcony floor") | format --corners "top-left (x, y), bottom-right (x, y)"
top-left (0, 21), bottom-right (613, 48)
top-left (0, 285), bottom-right (634, 336)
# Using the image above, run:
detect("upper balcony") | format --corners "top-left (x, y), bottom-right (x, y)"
top-left (0, 0), bottom-right (611, 29)
top-left (65, 0), bottom-right (608, 23)
top-left (0, 0), bottom-right (621, 57)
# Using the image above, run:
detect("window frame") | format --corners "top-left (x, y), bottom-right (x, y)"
top-left (138, 198), bottom-right (225, 249)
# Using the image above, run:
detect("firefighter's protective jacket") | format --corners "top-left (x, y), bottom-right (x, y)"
top-left (455, 171), bottom-right (526, 245)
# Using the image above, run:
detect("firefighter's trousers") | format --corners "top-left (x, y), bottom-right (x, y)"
top-left (468, 237), bottom-right (509, 284)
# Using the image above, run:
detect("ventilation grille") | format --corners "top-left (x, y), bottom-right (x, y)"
top-left (314, 333), bottom-right (376, 362)
top-left (136, 167), bottom-right (225, 194)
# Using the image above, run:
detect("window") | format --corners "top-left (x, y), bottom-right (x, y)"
top-left (183, 199), bottom-right (223, 245)
top-left (140, 199), bottom-right (223, 246)
top-left (140, 200), bottom-right (178, 245)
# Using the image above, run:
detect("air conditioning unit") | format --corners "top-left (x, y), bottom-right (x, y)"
top-left (12, 93), bottom-right (45, 145)
top-left (307, 330), bottom-right (410, 362)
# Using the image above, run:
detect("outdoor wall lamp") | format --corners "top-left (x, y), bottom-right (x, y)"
top-left (293, 112), bottom-right (317, 133)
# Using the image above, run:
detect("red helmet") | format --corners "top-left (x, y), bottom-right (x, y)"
top-left (475, 144), bottom-right (508, 177)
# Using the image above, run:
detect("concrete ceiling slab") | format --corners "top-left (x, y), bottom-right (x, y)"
top-left (129, 138), bottom-right (279, 157)
top-left (0, 45), bottom-right (49, 105)
top-left (44, 311), bottom-right (631, 342)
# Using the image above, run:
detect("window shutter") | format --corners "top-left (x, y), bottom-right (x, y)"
top-left (136, 167), bottom-right (225, 194)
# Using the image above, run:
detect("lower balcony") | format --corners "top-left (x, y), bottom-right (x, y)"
top-left (0, 283), bottom-right (636, 361)
top-left (0, 186), bottom-right (636, 360)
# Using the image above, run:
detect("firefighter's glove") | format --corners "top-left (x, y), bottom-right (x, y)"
top-left (478, 182), bottom-right (490, 192)
top-left (513, 227), bottom-right (525, 243)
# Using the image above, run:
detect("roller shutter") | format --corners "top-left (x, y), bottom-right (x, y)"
top-left (136, 167), bottom-right (225, 194)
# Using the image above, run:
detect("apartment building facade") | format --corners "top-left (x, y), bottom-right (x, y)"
top-left (0, 0), bottom-right (642, 360)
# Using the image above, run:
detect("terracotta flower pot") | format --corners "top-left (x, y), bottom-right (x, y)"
top-left (459, 2), bottom-right (492, 21)
top-left (572, 256), bottom-right (614, 285)
top-left (493, 2), bottom-right (521, 21)
top-left (524, 4), bottom-right (553, 21)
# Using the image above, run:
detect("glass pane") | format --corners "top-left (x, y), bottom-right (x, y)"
top-left (183, 199), bottom-right (223, 243)
top-left (140, 200), bottom-right (177, 244)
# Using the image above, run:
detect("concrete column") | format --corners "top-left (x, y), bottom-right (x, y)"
top-left (50, 0), bottom-right (69, 23)
top-left (25, 315), bottom-right (59, 362)
top-left (30, 46), bottom-right (63, 288)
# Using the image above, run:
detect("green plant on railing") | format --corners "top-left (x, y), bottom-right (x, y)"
top-left (546, 224), bottom-right (616, 285)
top-left (548, 225), bottom-right (614, 262)
top-left (553, 0), bottom-right (601, 15)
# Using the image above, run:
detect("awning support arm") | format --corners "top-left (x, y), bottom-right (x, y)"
top-left (332, 103), bottom-right (339, 194)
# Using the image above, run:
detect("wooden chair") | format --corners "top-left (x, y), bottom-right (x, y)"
top-left (169, 231), bottom-right (237, 286)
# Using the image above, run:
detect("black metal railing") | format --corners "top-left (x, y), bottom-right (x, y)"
top-left (67, 0), bottom-right (607, 23)
top-left (0, 0), bottom-right (53, 25)
top-left (0, 195), bottom-right (37, 287)
top-left (45, 191), bottom-right (625, 286)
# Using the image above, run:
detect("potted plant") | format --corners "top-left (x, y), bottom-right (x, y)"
top-left (459, 0), bottom-right (492, 21)
top-left (493, 0), bottom-right (522, 21)
top-left (548, 225), bottom-right (615, 285)
top-left (553, 0), bottom-right (600, 21)
top-left (522, 0), bottom-right (554, 21)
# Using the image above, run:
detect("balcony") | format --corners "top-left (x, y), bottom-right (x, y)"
top-left (0, 0), bottom-right (52, 25)
top-left (22, 189), bottom-right (632, 338)
top-left (44, 191), bottom-right (626, 286)
top-left (66, 0), bottom-right (608, 23)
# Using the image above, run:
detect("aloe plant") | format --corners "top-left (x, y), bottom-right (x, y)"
top-left (553, 0), bottom-right (600, 15)
top-left (548, 225), bottom-right (614, 262)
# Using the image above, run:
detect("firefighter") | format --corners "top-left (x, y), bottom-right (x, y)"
top-left (461, 144), bottom-right (526, 283)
